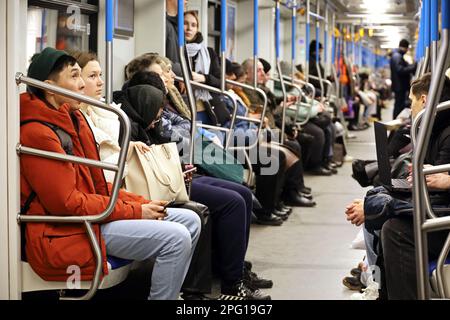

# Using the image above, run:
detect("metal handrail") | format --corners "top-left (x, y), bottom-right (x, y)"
top-left (174, 76), bottom-right (239, 150)
top-left (413, 2), bottom-right (450, 298)
top-left (269, 77), bottom-right (312, 126)
top-left (16, 75), bottom-right (130, 223)
top-left (308, 75), bottom-right (334, 100)
top-left (177, 0), bottom-right (197, 166)
top-left (436, 234), bottom-right (450, 297)
top-left (225, 79), bottom-right (268, 152)
top-left (411, 102), bottom-right (450, 221)
top-left (16, 74), bottom-right (130, 300)
top-left (281, 75), bottom-right (316, 100)
top-left (275, 0), bottom-right (287, 143)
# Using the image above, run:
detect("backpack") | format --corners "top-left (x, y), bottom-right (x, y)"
top-left (19, 121), bottom-right (74, 261)
top-left (20, 121), bottom-right (73, 215)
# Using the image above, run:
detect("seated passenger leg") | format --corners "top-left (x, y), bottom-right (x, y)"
top-left (100, 208), bottom-right (201, 300)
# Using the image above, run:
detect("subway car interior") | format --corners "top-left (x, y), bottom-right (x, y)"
top-left (1, 0), bottom-right (450, 301)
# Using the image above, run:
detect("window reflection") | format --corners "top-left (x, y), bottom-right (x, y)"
top-left (27, 6), bottom-right (90, 66)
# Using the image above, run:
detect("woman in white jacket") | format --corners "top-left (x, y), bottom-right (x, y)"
top-left (70, 51), bottom-right (149, 182)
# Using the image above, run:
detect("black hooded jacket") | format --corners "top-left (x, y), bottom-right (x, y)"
top-left (114, 85), bottom-right (165, 146)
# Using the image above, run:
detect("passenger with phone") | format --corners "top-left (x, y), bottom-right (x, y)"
top-left (116, 74), bottom-right (272, 300)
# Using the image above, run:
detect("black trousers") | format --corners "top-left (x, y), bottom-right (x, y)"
top-left (191, 176), bottom-right (253, 287)
top-left (393, 90), bottom-right (408, 119)
top-left (254, 146), bottom-right (287, 212)
top-left (380, 217), bottom-right (449, 299)
top-left (301, 122), bottom-right (325, 170)
top-left (284, 139), bottom-right (306, 190)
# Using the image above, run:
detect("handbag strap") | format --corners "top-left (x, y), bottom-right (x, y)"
top-left (146, 144), bottom-right (183, 194)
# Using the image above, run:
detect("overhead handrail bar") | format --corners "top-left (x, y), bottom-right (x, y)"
top-left (308, 12), bottom-right (325, 21)
top-left (413, 0), bottom-right (450, 300)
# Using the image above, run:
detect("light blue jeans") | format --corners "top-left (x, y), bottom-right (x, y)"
top-left (101, 208), bottom-right (201, 300)
top-left (364, 227), bottom-right (380, 267)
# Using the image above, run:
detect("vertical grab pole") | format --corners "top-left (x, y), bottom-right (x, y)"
top-left (324, 1), bottom-right (328, 67)
top-left (331, 19), bottom-right (335, 70)
top-left (253, 0), bottom-right (259, 88)
top-left (423, 0), bottom-right (431, 74)
top-left (315, 0), bottom-right (324, 101)
top-left (306, 0), bottom-right (310, 81)
top-left (178, 0), bottom-right (197, 165)
top-left (351, 25), bottom-right (355, 66)
top-left (221, 0), bottom-right (227, 92)
top-left (275, 0), bottom-right (287, 143)
top-left (291, 0), bottom-right (297, 80)
top-left (414, 0), bottom-right (450, 300)
top-left (220, 0), bottom-right (238, 150)
top-left (430, 0), bottom-right (439, 73)
top-left (415, 2), bottom-right (425, 78)
top-left (105, 0), bottom-right (114, 105)
top-left (359, 29), bottom-right (363, 67)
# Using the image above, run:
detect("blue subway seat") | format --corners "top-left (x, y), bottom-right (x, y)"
top-left (429, 258), bottom-right (450, 276)
top-left (107, 256), bottom-right (133, 270)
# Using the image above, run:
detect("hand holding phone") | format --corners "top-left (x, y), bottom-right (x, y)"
top-left (183, 167), bottom-right (197, 175)
top-left (183, 165), bottom-right (197, 183)
top-left (162, 199), bottom-right (176, 211)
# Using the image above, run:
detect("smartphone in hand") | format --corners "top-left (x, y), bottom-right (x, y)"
top-left (161, 199), bottom-right (176, 211)
top-left (183, 167), bottom-right (197, 175)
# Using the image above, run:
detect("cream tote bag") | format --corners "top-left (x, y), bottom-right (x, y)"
top-left (125, 143), bottom-right (189, 202)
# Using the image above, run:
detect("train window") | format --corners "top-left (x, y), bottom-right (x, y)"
top-left (207, 1), bottom-right (221, 53)
top-left (207, 0), bottom-right (237, 59)
top-left (26, 0), bottom-right (98, 65)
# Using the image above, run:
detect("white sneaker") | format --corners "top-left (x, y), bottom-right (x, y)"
top-left (344, 155), bottom-right (354, 162)
top-left (350, 280), bottom-right (379, 300)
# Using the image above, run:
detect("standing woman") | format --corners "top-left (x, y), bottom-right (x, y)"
top-left (184, 10), bottom-right (230, 126)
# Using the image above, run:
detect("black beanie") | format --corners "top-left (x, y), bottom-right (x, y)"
top-left (399, 39), bottom-right (410, 49)
top-left (259, 58), bottom-right (271, 74)
top-left (27, 47), bottom-right (72, 96)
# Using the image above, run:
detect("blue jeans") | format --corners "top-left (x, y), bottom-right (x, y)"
top-left (364, 227), bottom-right (380, 267)
top-left (101, 208), bottom-right (201, 300)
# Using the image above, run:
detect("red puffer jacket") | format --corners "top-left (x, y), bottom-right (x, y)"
top-left (20, 93), bottom-right (149, 281)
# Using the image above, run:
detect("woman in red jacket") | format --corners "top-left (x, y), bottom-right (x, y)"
top-left (20, 47), bottom-right (201, 300)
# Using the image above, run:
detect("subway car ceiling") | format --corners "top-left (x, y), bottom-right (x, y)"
top-left (20, 0), bottom-right (422, 92)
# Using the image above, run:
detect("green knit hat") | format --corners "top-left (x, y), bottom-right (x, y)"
top-left (27, 47), bottom-right (70, 94)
